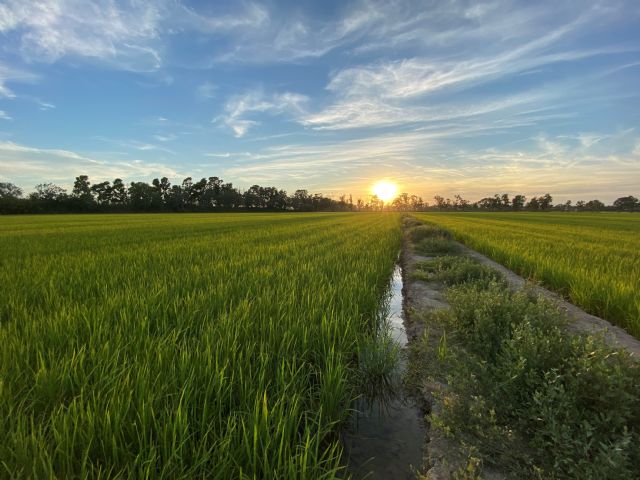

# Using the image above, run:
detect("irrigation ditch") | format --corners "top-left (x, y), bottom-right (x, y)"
top-left (345, 215), bottom-right (640, 479)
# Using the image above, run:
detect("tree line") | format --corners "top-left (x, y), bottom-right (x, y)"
top-left (0, 176), bottom-right (638, 214)
top-left (429, 193), bottom-right (640, 212)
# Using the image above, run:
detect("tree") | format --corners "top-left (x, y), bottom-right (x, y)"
top-left (0, 182), bottom-right (22, 199)
top-left (243, 185), bottom-right (263, 209)
top-left (180, 177), bottom-right (194, 208)
top-left (370, 195), bottom-right (382, 211)
top-left (613, 196), bottom-right (639, 212)
top-left (200, 176), bottom-right (223, 209)
top-left (91, 181), bottom-right (112, 206)
top-left (393, 193), bottom-right (411, 211)
top-left (30, 183), bottom-right (67, 201)
top-left (111, 179), bottom-right (128, 205)
top-left (526, 196), bottom-right (540, 211)
top-left (219, 183), bottom-right (241, 209)
top-left (454, 194), bottom-right (470, 210)
top-left (72, 175), bottom-right (95, 210)
top-left (152, 177), bottom-right (171, 203)
top-left (166, 185), bottom-right (186, 211)
top-left (501, 193), bottom-right (510, 210)
top-left (539, 193), bottom-right (553, 211)
top-left (129, 182), bottom-right (161, 211)
top-left (190, 178), bottom-right (207, 208)
top-left (585, 199), bottom-right (604, 211)
top-left (477, 197), bottom-right (499, 210)
top-left (434, 195), bottom-right (446, 210)
top-left (410, 195), bottom-right (424, 211)
top-left (512, 195), bottom-right (526, 211)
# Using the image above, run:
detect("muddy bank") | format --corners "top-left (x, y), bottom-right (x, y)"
top-left (400, 236), bottom-right (486, 479)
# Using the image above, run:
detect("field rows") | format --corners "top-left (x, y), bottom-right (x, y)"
top-left (0, 213), bottom-right (401, 478)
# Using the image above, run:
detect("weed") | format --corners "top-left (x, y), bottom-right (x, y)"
top-left (425, 279), bottom-right (640, 479)
top-left (415, 255), bottom-right (506, 288)
top-left (415, 237), bottom-right (460, 256)
top-left (408, 224), bottom-right (452, 242)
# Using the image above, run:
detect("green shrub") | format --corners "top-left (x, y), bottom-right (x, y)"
top-left (431, 280), bottom-right (640, 479)
top-left (408, 224), bottom-right (452, 242)
top-left (415, 256), bottom-right (505, 288)
top-left (415, 237), bottom-right (459, 256)
top-left (402, 216), bottom-right (423, 229)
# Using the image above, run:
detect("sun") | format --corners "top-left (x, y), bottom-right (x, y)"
top-left (371, 180), bottom-right (398, 203)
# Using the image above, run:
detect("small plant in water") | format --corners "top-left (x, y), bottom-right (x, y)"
top-left (357, 323), bottom-right (401, 406)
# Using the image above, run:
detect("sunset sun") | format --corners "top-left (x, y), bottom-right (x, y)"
top-left (371, 180), bottom-right (398, 202)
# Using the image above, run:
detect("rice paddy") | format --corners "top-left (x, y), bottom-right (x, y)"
top-left (0, 213), bottom-right (401, 478)
top-left (414, 212), bottom-right (640, 337)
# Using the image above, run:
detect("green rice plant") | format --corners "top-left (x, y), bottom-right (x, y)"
top-left (0, 212), bottom-right (402, 479)
top-left (415, 212), bottom-right (640, 337)
top-left (356, 323), bottom-right (401, 405)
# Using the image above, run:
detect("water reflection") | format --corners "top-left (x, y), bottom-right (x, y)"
top-left (343, 264), bottom-right (424, 479)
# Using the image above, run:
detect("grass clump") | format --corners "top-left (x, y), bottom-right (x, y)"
top-left (408, 224), bottom-right (452, 242)
top-left (415, 237), bottom-right (460, 256)
top-left (423, 280), bottom-right (640, 479)
top-left (414, 256), bottom-right (505, 288)
top-left (356, 324), bottom-right (401, 405)
top-left (402, 216), bottom-right (423, 229)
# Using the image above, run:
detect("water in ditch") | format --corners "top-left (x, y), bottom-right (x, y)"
top-left (342, 264), bottom-right (425, 479)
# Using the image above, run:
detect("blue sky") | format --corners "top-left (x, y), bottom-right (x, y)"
top-left (0, 0), bottom-right (638, 202)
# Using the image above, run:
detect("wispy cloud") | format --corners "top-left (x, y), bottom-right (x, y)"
top-left (217, 90), bottom-right (308, 137)
top-left (196, 82), bottom-right (217, 100)
top-left (0, 61), bottom-right (39, 99)
top-left (0, 0), bottom-right (163, 72)
top-left (214, 128), bottom-right (640, 202)
top-left (0, 110), bottom-right (11, 120)
top-left (0, 1), bottom-right (269, 72)
top-left (0, 140), bottom-right (184, 188)
top-left (93, 136), bottom-right (176, 155)
top-left (153, 133), bottom-right (177, 142)
top-left (302, 5), bottom-right (634, 132)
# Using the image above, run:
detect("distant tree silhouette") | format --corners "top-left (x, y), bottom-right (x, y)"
top-left (0, 174), bottom-right (635, 214)
top-left (613, 196), bottom-right (639, 212)
top-left (512, 195), bottom-right (526, 211)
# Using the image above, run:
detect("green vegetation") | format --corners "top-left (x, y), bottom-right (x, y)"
top-left (414, 212), bottom-right (640, 337)
top-left (0, 213), bottom-right (401, 478)
top-left (406, 227), bottom-right (640, 479)
top-left (413, 256), bottom-right (504, 288)
top-left (407, 224), bottom-right (459, 256)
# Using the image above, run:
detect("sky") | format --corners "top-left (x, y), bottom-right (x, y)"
top-left (0, 0), bottom-right (639, 203)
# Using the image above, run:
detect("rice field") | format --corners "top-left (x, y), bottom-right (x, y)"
top-left (414, 212), bottom-right (640, 337)
top-left (0, 213), bottom-right (401, 479)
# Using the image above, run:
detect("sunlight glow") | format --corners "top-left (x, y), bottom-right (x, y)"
top-left (371, 180), bottom-right (398, 202)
